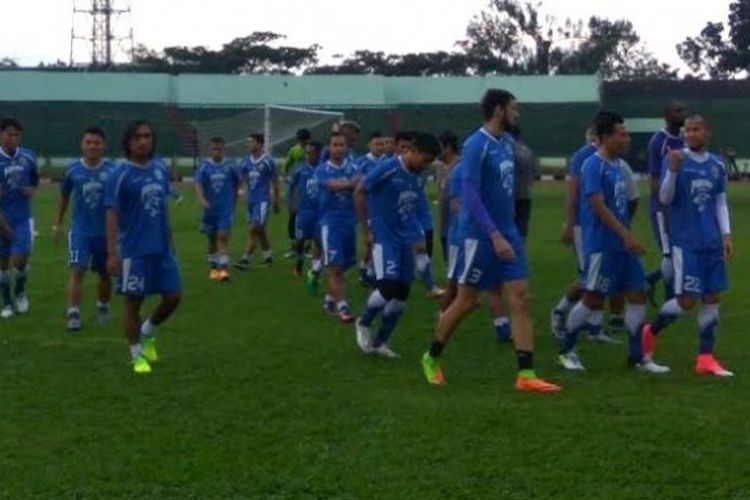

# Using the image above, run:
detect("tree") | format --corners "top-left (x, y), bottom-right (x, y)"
top-left (0, 57), bottom-right (17, 68)
top-left (456, 0), bottom-right (675, 79)
top-left (306, 50), bottom-right (469, 76)
top-left (131, 32), bottom-right (319, 74)
top-left (677, 0), bottom-right (750, 78)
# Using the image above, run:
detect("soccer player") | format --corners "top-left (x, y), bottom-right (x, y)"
top-left (551, 126), bottom-right (598, 338)
top-left (0, 118), bottom-right (38, 319)
top-left (53, 127), bottom-right (114, 331)
top-left (420, 89), bottom-right (560, 393)
top-left (288, 141), bottom-right (323, 278)
top-left (436, 131), bottom-right (460, 264)
top-left (104, 120), bottom-right (182, 374)
top-left (557, 111), bottom-right (668, 374)
top-left (236, 133), bottom-right (279, 269)
top-left (355, 131), bottom-right (386, 286)
top-left (383, 134), bottom-right (397, 158)
top-left (354, 133), bottom-right (441, 357)
top-left (317, 132), bottom-right (360, 323)
top-left (283, 128), bottom-right (311, 259)
top-left (642, 115), bottom-right (734, 377)
top-left (397, 131), bottom-right (444, 298)
top-left (194, 137), bottom-right (239, 282)
top-left (645, 101), bottom-right (687, 302)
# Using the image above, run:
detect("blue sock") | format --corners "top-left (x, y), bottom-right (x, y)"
top-left (373, 300), bottom-right (405, 348)
top-left (697, 304), bottom-right (719, 355)
top-left (652, 298), bottom-right (684, 334)
top-left (664, 281), bottom-right (675, 301)
top-left (0, 271), bottom-right (10, 306)
top-left (14, 266), bottom-right (27, 296)
top-left (360, 290), bottom-right (387, 327)
top-left (493, 317), bottom-right (511, 342)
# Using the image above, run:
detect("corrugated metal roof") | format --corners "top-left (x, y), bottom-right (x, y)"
top-left (0, 70), bottom-right (600, 106)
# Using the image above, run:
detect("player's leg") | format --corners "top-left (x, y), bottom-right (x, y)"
top-left (285, 210), bottom-right (297, 259)
top-left (488, 290), bottom-right (511, 343)
top-left (606, 294), bottom-right (626, 336)
top-left (415, 248), bottom-right (443, 298)
top-left (139, 253), bottom-right (183, 365)
top-left (66, 269), bottom-right (86, 331)
top-left (236, 208), bottom-right (254, 270)
top-left (91, 237), bottom-right (112, 322)
top-left (370, 281), bottom-right (409, 358)
top-left (504, 279), bottom-right (561, 392)
top-left (642, 246), bottom-right (696, 358)
top-left (551, 226), bottom-right (585, 337)
top-left (694, 249), bottom-right (732, 376)
top-left (0, 252), bottom-right (10, 318)
top-left (207, 231), bottom-right (220, 280)
top-left (622, 254), bottom-right (669, 374)
top-left (257, 202), bottom-right (272, 265)
top-left (216, 229), bottom-right (231, 281)
top-left (10, 221), bottom-right (32, 314)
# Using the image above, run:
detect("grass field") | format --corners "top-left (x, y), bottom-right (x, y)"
top-left (1, 181), bottom-right (749, 499)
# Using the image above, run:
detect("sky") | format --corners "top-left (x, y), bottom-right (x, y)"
top-left (2, 0), bottom-right (732, 73)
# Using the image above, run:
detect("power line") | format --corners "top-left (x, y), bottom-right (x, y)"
top-left (70, 0), bottom-right (135, 67)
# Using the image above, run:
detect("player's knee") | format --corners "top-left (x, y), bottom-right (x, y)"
top-left (164, 292), bottom-right (182, 307)
top-left (583, 292), bottom-right (604, 310)
top-left (702, 293), bottom-right (720, 306)
top-left (377, 280), bottom-right (401, 301)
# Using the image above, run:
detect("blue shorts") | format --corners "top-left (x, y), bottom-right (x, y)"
top-left (372, 241), bottom-right (414, 283)
top-left (69, 232), bottom-right (107, 274)
top-left (118, 252), bottom-right (182, 297)
top-left (295, 210), bottom-right (317, 241)
top-left (456, 235), bottom-right (528, 291)
top-left (0, 218), bottom-right (33, 258)
top-left (321, 223), bottom-right (356, 270)
top-left (247, 201), bottom-right (270, 227)
top-left (583, 251), bottom-right (645, 297)
top-left (672, 246), bottom-right (727, 297)
top-left (201, 212), bottom-right (233, 236)
top-left (446, 242), bottom-right (460, 282)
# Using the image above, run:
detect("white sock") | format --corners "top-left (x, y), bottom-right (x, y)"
top-left (588, 310), bottom-right (604, 330)
top-left (218, 254), bottom-right (230, 267)
top-left (325, 294), bottom-right (335, 304)
top-left (312, 259), bottom-right (323, 273)
top-left (141, 319), bottom-right (156, 337)
top-left (67, 306), bottom-right (80, 316)
top-left (697, 303), bottom-right (719, 330)
top-left (367, 290), bottom-right (388, 309)
top-left (625, 303), bottom-right (646, 335)
top-left (493, 316), bottom-right (510, 328)
top-left (660, 298), bottom-right (685, 317)
top-left (262, 249), bottom-right (272, 260)
top-left (554, 296), bottom-right (573, 313)
top-left (566, 302), bottom-right (595, 334)
top-left (415, 253), bottom-right (430, 273)
top-left (130, 343), bottom-right (143, 358)
top-left (96, 301), bottom-right (109, 309)
top-left (336, 300), bottom-right (349, 312)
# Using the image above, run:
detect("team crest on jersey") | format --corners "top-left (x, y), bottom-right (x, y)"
top-left (499, 160), bottom-right (514, 195)
top-left (141, 183), bottom-right (164, 217)
top-left (99, 171), bottom-right (109, 182)
top-left (154, 168), bottom-right (164, 181)
top-left (305, 177), bottom-right (319, 197)
top-left (690, 178), bottom-right (713, 213)
top-left (82, 180), bottom-right (104, 209)
top-left (210, 172), bottom-right (226, 193)
top-left (710, 165), bottom-right (720, 180)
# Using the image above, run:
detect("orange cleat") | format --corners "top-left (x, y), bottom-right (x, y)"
top-left (695, 354), bottom-right (734, 377)
top-left (515, 375), bottom-right (562, 393)
top-left (218, 269), bottom-right (231, 282)
top-left (209, 269), bottom-right (221, 281)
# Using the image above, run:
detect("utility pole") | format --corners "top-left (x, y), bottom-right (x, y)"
top-left (70, 0), bottom-right (135, 67)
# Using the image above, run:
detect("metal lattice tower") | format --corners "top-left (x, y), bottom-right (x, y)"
top-left (70, 0), bottom-right (135, 67)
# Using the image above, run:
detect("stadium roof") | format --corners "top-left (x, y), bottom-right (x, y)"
top-left (0, 70), bottom-right (599, 107)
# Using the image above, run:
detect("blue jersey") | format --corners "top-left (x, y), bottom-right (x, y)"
top-left (288, 162), bottom-right (319, 213)
top-left (363, 156), bottom-right (424, 245)
top-left (568, 143), bottom-right (598, 226)
top-left (581, 153), bottom-right (631, 253)
top-left (104, 159), bottom-right (172, 258)
top-left (316, 159), bottom-right (358, 226)
top-left (61, 159), bottom-right (116, 238)
top-left (414, 168), bottom-right (433, 231)
top-left (0, 147), bottom-right (39, 223)
top-left (648, 129), bottom-right (684, 180)
top-left (356, 153), bottom-right (381, 176)
top-left (664, 150), bottom-right (727, 251)
top-left (239, 154), bottom-right (277, 204)
top-left (196, 159), bottom-right (239, 217)
top-left (457, 127), bottom-right (517, 240)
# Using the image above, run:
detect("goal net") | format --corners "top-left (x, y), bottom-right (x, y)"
top-left (194, 105), bottom-right (345, 159)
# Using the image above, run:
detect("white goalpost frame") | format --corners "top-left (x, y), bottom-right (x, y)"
top-left (263, 104), bottom-right (345, 155)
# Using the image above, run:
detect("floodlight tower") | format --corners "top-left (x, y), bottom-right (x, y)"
top-left (70, 0), bottom-right (135, 67)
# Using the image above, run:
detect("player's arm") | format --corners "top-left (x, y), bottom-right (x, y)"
top-left (716, 165), bottom-right (734, 261)
top-left (589, 193), bottom-right (644, 254)
top-left (194, 178), bottom-right (210, 210)
top-left (286, 168), bottom-right (299, 211)
top-left (24, 157), bottom-right (39, 199)
top-left (659, 149), bottom-right (683, 206)
top-left (354, 184), bottom-right (370, 244)
top-left (622, 161), bottom-right (640, 218)
top-left (53, 168), bottom-right (73, 243)
top-left (647, 136), bottom-right (662, 201)
top-left (356, 162), bottom-right (391, 235)
top-left (103, 171), bottom-right (121, 275)
top-left (562, 156), bottom-right (579, 245)
top-left (0, 210), bottom-right (12, 242)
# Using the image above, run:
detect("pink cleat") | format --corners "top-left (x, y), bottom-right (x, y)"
top-left (695, 354), bottom-right (734, 378)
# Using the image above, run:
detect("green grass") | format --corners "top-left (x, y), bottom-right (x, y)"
top-left (2, 182), bottom-right (750, 499)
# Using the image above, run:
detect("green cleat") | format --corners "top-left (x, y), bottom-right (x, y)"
top-left (421, 352), bottom-right (445, 385)
top-left (132, 354), bottom-right (152, 374)
top-left (141, 336), bottom-right (159, 363)
top-left (305, 269), bottom-right (320, 296)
